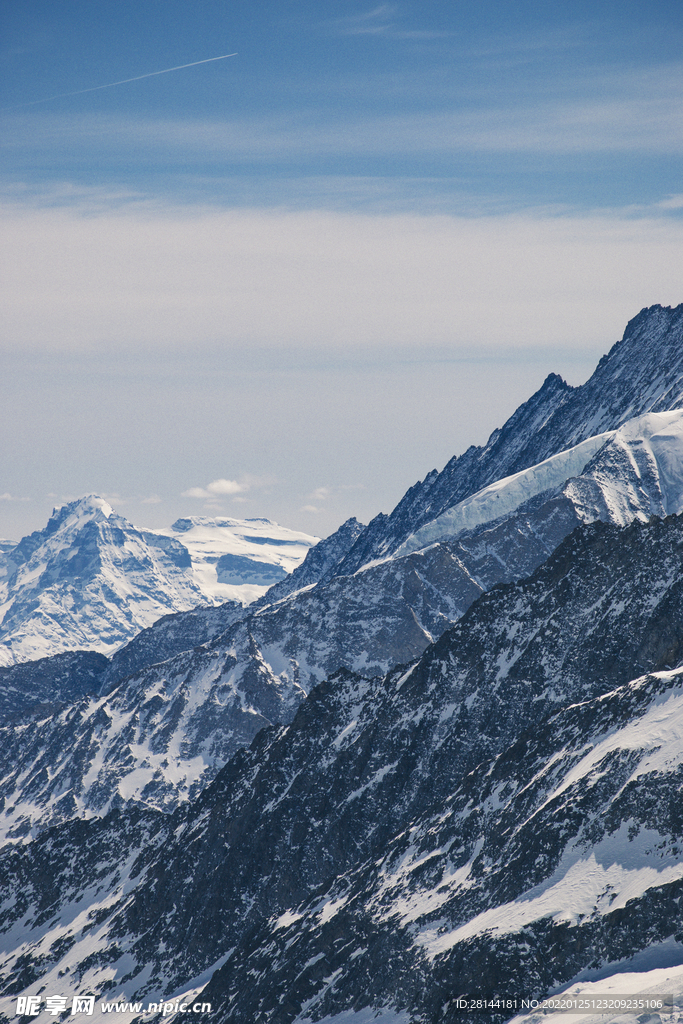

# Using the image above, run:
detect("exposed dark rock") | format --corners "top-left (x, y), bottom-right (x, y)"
top-left (3, 512), bottom-right (683, 1022)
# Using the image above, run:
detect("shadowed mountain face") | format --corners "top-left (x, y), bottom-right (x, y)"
top-left (0, 651), bottom-right (108, 720)
top-left (3, 513), bottom-right (683, 1022)
top-left (3, 306), bottom-right (683, 1023)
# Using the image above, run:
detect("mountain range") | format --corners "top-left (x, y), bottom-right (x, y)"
top-left (2, 303), bottom-right (683, 1023)
top-left (0, 499), bottom-right (317, 668)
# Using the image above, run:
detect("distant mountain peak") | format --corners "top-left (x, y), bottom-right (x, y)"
top-left (45, 493), bottom-right (115, 530)
top-left (0, 500), bottom-right (317, 667)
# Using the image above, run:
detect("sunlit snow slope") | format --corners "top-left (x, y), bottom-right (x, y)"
top-left (396, 409), bottom-right (683, 557)
top-left (145, 516), bottom-right (316, 604)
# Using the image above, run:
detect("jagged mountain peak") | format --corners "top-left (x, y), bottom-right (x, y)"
top-left (0, 499), bottom-right (211, 668)
top-left (615, 300), bottom-right (683, 343)
top-left (252, 516), bottom-right (366, 608)
top-left (9, 494), bottom-right (114, 561)
top-left (334, 303), bottom-right (683, 576)
top-left (51, 493), bottom-right (114, 521)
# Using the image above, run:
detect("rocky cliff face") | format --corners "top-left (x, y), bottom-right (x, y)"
top-left (0, 650), bottom-right (108, 720)
top-left (3, 512), bottom-right (683, 1022)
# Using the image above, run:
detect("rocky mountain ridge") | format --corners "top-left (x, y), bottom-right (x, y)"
top-left (334, 303), bottom-right (683, 575)
top-left (3, 313), bottom-right (683, 844)
top-left (3, 511), bottom-right (683, 1022)
top-left (2, 304), bottom-right (683, 1022)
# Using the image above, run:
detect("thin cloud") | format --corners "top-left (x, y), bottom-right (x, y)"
top-left (390, 30), bottom-right (452, 39)
top-left (326, 4), bottom-right (449, 40)
top-left (182, 478), bottom-right (247, 499)
top-left (205, 478), bottom-right (247, 495)
top-left (302, 485), bottom-right (362, 512)
top-left (329, 5), bottom-right (397, 36)
top-left (467, 21), bottom-right (595, 61)
top-left (180, 476), bottom-right (273, 500)
top-left (10, 75), bottom-right (681, 166)
top-left (3, 202), bottom-right (683, 361)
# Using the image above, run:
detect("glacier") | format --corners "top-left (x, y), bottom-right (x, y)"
top-left (396, 409), bottom-right (683, 558)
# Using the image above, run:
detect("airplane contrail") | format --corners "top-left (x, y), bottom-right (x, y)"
top-left (5, 52), bottom-right (238, 109)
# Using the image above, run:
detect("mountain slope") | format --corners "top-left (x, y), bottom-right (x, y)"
top-left (201, 406), bottom-right (683, 710)
top-left (251, 518), bottom-right (366, 607)
top-left (3, 512), bottom-right (683, 1021)
top-left (0, 633), bottom-right (306, 843)
top-left (396, 408), bottom-right (683, 557)
top-left (0, 651), bottom-right (108, 720)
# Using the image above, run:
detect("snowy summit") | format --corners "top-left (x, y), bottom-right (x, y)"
top-left (0, 497), bottom-right (317, 666)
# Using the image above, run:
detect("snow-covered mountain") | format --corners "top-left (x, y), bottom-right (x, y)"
top-left (154, 403), bottom-right (683, 728)
top-left (3, 511), bottom-right (683, 1022)
top-left (396, 407), bottom-right (683, 557)
top-left (334, 302), bottom-right (683, 576)
top-left (3, 304), bottom-right (683, 1023)
top-left (0, 498), bottom-right (317, 667)
top-left (3, 310), bottom-right (683, 846)
top-left (144, 515), bottom-right (317, 604)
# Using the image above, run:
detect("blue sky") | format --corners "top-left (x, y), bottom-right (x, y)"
top-left (1, 1), bottom-right (682, 540)
top-left (3, 0), bottom-right (683, 210)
